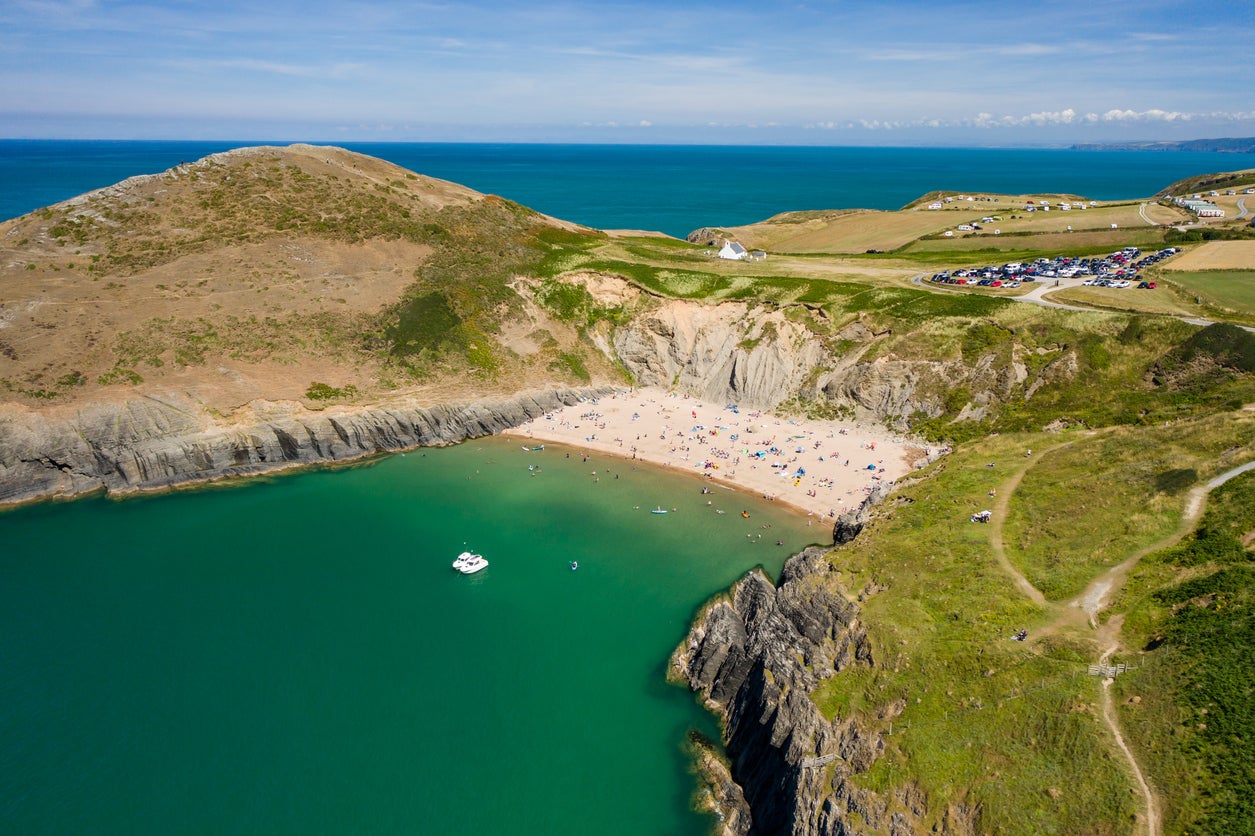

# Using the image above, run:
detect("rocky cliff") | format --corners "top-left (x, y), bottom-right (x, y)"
top-left (607, 297), bottom-right (1047, 424)
top-left (673, 543), bottom-right (979, 836)
top-left (0, 388), bottom-right (607, 506)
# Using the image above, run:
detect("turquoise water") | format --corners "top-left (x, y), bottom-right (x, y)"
top-left (0, 438), bottom-right (815, 833)
top-left (5, 140), bottom-right (1255, 236)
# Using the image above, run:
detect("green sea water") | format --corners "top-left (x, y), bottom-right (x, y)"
top-left (0, 437), bottom-right (818, 834)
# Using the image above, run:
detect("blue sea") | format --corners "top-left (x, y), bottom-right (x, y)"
top-left (4, 140), bottom-right (1255, 237)
top-left (3, 141), bottom-right (1254, 833)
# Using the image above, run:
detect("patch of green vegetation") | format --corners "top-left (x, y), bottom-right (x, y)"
top-left (812, 434), bottom-right (1137, 832)
top-left (384, 290), bottom-right (463, 356)
top-left (1115, 523), bottom-right (1255, 834)
top-left (960, 322), bottom-right (1012, 358)
top-left (96, 367), bottom-right (144, 386)
top-left (533, 278), bottom-right (625, 327)
top-left (550, 351), bottom-right (591, 383)
top-left (1164, 225), bottom-right (1255, 244)
top-left (1003, 414), bottom-right (1255, 599)
top-left (371, 203), bottom-right (604, 374)
top-left (304, 382), bottom-right (359, 401)
top-left (1161, 470), bottom-right (1255, 567)
top-left (1152, 323), bottom-right (1255, 394)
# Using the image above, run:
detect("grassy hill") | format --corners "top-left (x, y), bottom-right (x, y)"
top-left (0, 145), bottom-right (615, 409)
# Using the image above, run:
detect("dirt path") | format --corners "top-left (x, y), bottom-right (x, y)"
top-left (1068, 459), bottom-right (1255, 625)
top-left (1097, 631), bottom-right (1160, 836)
top-left (986, 454), bottom-right (1051, 606)
top-left (1007, 459), bottom-right (1255, 834)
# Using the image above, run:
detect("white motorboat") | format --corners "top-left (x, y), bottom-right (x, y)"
top-left (454, 547), bottom-right (486, 572)
top-left (453, 551), bottom-right (489, 574)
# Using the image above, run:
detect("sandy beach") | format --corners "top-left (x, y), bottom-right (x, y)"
top-left (504, 388), bottom-right (935, 523)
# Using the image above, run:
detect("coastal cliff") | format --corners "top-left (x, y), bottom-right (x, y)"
top-left (607, 294), bottom-right (1048, 425)
top-left (672, 542), bottom-right (980, 836)
top-left (0, 388), bottom-right (607, 506)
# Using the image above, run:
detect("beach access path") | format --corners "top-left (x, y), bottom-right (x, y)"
top-left (504, 388), bottom-right (931, 522)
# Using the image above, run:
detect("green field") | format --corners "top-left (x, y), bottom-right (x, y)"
top-left (1162, 270), bottom-right (1255, 315)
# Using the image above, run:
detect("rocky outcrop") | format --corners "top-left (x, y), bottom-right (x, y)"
top-left (687, 227), bottom-right (732, 247)
top-left (673, 548), bottom-right (883, 835)
top-left (0, 388), bottom-right (609, 506)
top-left (832, 483), bottom-right (890, 545)
top-left (673, 547), bottom-right (977, 835)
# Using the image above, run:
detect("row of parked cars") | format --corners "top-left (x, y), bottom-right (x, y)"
top-left (927, 247), bottom-right (1181, 290)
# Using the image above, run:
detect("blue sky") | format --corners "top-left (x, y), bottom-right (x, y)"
top-left (2, 0), bottom-right (1253, 144)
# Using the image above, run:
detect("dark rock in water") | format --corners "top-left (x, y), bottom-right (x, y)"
top-left (0, 387), bottom-right (612, 506)
top-left (673, 545), bottom-right (978, 835)
top-left (672, 547), bottom-right (881, 835)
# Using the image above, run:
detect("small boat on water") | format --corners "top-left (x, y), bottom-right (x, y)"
top-left (523, 444), bottom-right (545, 451)
top-left (651, 506), bottom-right (668, 514)
top-left (570, 561), bottom-right (579, 571)
top-left (453, 551), bottom-right (489, 574)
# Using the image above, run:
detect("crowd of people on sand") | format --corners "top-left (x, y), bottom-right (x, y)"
top-left (505, 389), bottom-right (929, 521)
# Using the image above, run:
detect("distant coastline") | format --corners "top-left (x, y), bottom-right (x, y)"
top-left (1072, 136), bottom-right (1255, 153)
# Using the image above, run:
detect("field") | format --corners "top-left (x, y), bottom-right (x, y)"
top-left (1002, 413), bottom-right (1255, 600)
top-left (1160, 270), bottom-right (1255, 317)
top-left (1163, 240), bottom-right (1255, 270)
top-left (705, 194), bottom-right (1187, 258)
top-left (1047, 285), bottom-right (1195, 316)
top-left (897, 226), bottom-right (1165, 257)
top-left (725, 209), bottom-right (952, 254)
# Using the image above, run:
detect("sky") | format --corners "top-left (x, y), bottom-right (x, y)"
top-left (2, 0), bottom-right (1254, 145)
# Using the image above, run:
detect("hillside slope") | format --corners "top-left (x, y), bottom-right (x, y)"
top-left (0, 144), bottom-right (605, 413)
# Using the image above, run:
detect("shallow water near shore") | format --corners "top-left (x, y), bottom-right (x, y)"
top-left (0, 437), bottom-right (817, 834)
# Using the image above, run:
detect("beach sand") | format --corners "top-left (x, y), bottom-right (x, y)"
top-left (504, 388), bottom-right (935, 525)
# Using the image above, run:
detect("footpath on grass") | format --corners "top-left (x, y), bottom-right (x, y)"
top-left (986, 453), bottom-right (1255, 836)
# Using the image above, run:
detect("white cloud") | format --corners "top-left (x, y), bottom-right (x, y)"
top-left (804, 105), bottom-right (1255, 133)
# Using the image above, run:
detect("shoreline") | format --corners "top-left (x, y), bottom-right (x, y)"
top-left (503, 387), bottom-right (935, 525)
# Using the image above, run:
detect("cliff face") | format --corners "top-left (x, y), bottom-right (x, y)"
top-left (613, 301), bottom-right (830, 408)
top-left (673, 545), bottom-right (980, 836)
top-left (610, 300), bottom-right (1042, 423)
top-left (674, 547), bottom-right (879, 835)
top-left (0, 388), bottom-right (605, 506)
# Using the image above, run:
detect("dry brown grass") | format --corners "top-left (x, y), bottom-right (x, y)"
top-left (0, 144), bottom-right (599, 412)
top-left (721, 209), bottom-right (951, 253)
top-left (1046, 286), bottom-right (1195, 316)
top-left (1164, 241), bottom-right (1255, 271)
top-left (712, 196), bottom-right (1184, 257)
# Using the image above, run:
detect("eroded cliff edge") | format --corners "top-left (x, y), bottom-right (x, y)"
top-left (672, 542), bottom-right (979, 836)
top-left (0, 387), bottom-right (609, 506)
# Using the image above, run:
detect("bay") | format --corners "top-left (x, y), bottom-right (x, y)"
top-left (0, 437), bottom-right (814, 834)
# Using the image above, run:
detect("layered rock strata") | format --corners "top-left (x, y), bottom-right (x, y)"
top-left (0, 388), bottom-right (609, 506)
top-left (673, 543), bottom-right (976, 835)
